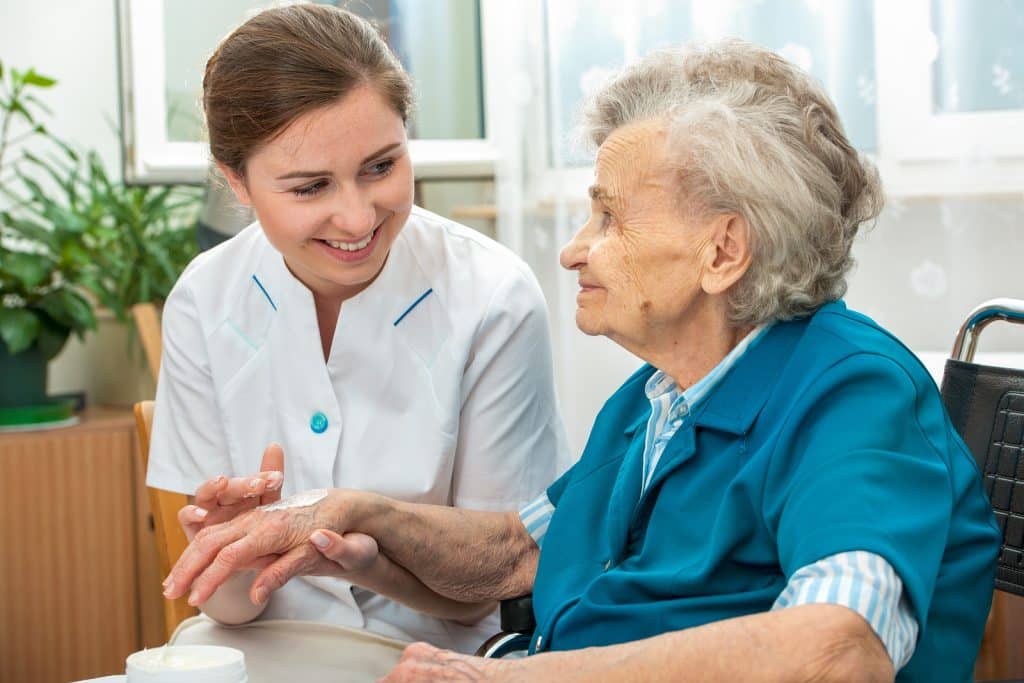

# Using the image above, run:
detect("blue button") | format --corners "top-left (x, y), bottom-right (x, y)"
top-left (310, 412), bottom-right (328, 434)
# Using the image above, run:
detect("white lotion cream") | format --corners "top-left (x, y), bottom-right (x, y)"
top-left (258, 488), bottom-right (328, 512)
top-left (126, 645), bottom-right (246, 682)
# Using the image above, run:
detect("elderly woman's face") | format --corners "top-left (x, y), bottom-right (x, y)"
top-left (559, 121), bottom-right (719, 349)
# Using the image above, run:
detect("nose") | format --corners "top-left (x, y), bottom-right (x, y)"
top-left (329, 184), bottom-right (377, 237)
top-left (559, 220), bottom-right (591, 272)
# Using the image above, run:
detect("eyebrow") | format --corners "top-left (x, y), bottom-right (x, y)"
top-left (588, 184), bottom-right (614, 202)
top-left (274, 142), bottom-right (404, 181)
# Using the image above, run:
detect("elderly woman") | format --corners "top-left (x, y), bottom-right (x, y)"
top-left (166, 40), bottom-right (998, 682)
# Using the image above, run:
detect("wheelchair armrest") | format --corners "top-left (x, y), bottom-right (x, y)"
top-left (500, 594), bottom-right (535, 633)
top-left (476, 595), bottom-right (535, 658)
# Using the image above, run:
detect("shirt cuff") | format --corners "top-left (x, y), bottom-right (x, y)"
top-left (771, 550), bottom-right (919, 671)
top-left (519, 493), bottom-right (555, 549)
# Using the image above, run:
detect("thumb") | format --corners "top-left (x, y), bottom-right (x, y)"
top-left (310, 529), bottom-right (379, 572)
top-left (260, 442), bottom-right (285, 474)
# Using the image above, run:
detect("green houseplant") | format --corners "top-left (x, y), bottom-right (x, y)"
top-left (0, 60), bottom-right (202, 412)
top-left (13, 148), bottom-right (202, 324)
top-left (0, 61), bottom-right (96, 409)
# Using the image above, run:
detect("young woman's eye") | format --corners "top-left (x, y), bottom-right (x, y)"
top-left (364, 159), bottom-right (395, 178)
top-left (292, 180), bottom-right (327, 197)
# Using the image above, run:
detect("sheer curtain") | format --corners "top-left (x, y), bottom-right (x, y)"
top-left (487, 0), bottom-right (1024, 455)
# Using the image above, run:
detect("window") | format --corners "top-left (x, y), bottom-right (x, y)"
top-left (117, 0), bottom-right (495, 184)
top-left (538, 0), bottom-right (1024, 196)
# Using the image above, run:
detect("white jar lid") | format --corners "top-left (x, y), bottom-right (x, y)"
top-left (126, 645), bottom-right (246, 683)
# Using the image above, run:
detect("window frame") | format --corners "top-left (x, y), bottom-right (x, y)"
top-left (116, 0), bottom-right (498, 185)
top-left (521, 0), bottom-right (1024, 199)
top-left (873, 0), bottom-right (1024, 196)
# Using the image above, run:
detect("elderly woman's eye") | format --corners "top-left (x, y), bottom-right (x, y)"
top-left (601, 211), bottom-right (614, 228)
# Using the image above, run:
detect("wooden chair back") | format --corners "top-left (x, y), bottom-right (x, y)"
top-left (134, 400), bottom-right (197, 640)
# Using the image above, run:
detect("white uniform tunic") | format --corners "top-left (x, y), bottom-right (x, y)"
top-left (147, 206), bottom-right (570, 653)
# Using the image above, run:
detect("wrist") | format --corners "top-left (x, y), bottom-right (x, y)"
top-left (321, 489), bottom-right (391, 536)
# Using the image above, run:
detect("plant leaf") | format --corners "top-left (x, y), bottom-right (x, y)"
top-left (22, 69), bottom-right (57, 88)
top-left (0, 307), bottom-right (41, 354)
top-left (37, 287), bottom-right (95, 333)
top-left (0, 251), bottom-right (51, 288)
top-left (9, 99), bottom-right (35, 124)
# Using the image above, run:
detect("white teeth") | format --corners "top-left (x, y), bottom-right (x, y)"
top-left (325, 230), bottom-right (375, 252)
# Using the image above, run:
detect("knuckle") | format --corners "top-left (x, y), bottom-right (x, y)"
top-left (193, 526), bottom-right (214, 546)
top-left (264, 516), bottom-right (288, 536)
top-left (217, 541), bottom-right (243, 565)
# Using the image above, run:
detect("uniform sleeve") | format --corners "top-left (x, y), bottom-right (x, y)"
top-left (146, 276), bottom-right (232, 494)
top-left (449, 267), bottom-right (570, 511)
top-left (764, 352), bottom-right (953, 629)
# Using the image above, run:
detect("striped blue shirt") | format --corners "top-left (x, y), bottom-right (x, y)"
top-left (520, 325), bottom-right (918, 670)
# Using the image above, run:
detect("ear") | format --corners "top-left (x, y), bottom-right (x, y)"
top-left (216, 161), bottom-right (253, 206)
top-left (700, 213), bottom-right (752, 296)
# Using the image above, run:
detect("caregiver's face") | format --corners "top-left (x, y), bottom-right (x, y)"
top-left (221, 86), bottom-right (413, 302)
top-left (559, 120), bottom-right (715, 349)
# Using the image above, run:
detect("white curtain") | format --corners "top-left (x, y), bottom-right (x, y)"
top-left (487, 0), bottom-right (1024, 454)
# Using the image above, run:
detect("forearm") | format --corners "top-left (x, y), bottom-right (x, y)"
top-left (345, 548), bottom-right (496, 624)
top-left (512, 604), bottom-right (894, 683)
top-left (337, 492), bottom-right (538, 602)
top-left (198, 570), bottom-right (267, 625)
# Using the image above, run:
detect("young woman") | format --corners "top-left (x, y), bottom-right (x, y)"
top-left (147, 4), bottom-right (568, 654)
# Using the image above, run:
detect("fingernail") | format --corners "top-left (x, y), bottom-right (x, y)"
top-left (243, 492), bottom-right (258, 499)
top-left (267, 471), bottom-right (283, 487)
top-left (194, 507), bottom-right (208, 518)
top-left (249, 478), bottom-right (261, 489)
top-left (163, 580), bottom-right (175, 597)
top-left (213, 475), bottom-right (226, 485)
top-left (188, 590), bottom-right (200, 606)
top-left (311, 531), bottom-right (330, 548)
top-left (253, 587), bottom-right (267, 605)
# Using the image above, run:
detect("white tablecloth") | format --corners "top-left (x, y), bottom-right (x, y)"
top-left (74, 616), bottom-right (409, 683)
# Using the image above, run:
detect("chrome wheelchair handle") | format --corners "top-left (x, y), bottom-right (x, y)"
top-left (951, 298), bottom-right (1024, 362)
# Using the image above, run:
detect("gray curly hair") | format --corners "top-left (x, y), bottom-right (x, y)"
top-left (579, 39), bottom-right (884, 325)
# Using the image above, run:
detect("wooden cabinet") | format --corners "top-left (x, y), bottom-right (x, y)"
top-left (0, 408), bottom-right (165, 683)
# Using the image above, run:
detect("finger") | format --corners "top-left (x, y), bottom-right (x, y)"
top-left (249, 544), bottom-right (321, 605)
top-left (259, 443), bottom-right (285, 505)
top-left (203, 496), bottom-right (260, 527)
top-left (259, 442), bottom-right (285, 474)
top-left (176, 504), bottom-right (209, 543)
top-left (260, 470), bottom-right (285, 505)
top-left (163, 519), bottom-right (249, 600)
top-left (217, 476), bottom-right (269, 506)
top-left (186, 528), bottom-right (285, 606)
top-left (379, 643), bottom-right (452, 682)
top-left (310, 529), bottom-right (378, 572)
top-left (193, 475), bottom-right (228, 509)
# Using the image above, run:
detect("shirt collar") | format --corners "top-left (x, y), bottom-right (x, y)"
top-left (644, 323), bottom-right (772, 413)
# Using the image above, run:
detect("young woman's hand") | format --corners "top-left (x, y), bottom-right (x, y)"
top-left (177, 443), bottom-right (285, 542)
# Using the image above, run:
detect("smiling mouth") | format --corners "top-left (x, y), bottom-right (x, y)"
top-left (318, 227), bottom-right (379, 252)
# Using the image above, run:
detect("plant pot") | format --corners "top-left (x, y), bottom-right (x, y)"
top-left (0, 338), bottom-right (48, 407)
top-left (0, 314), bottom-right (70, 409)
top-left (47, 309), bottom-right (155, 408)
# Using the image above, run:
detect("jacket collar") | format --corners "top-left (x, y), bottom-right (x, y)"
top-left (692, 314), bottom-right (813, 435)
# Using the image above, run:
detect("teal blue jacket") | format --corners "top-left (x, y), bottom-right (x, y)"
top-left (532, 302), bottom-right (999, 682)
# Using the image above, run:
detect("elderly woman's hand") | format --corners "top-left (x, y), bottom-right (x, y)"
top-left (163, 487), bottom-right (376, 606)
top-left (176, 443), bottom-right (286, 543)
top-left (381, 643), bottom-right (517, 682)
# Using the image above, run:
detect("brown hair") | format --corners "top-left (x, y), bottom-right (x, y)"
top-left (203, 4), bottom-right (414, 174)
